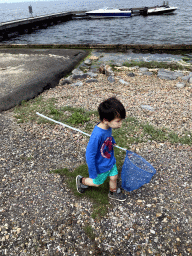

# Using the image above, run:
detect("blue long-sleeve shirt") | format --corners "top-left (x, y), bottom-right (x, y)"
top-left (86, 125), bottom-right (116, 179)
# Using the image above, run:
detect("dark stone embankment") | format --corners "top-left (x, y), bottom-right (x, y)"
top-left (0, 48), bottom-right (89, 112)
top-left (1, 44), bottom-right (192, 54)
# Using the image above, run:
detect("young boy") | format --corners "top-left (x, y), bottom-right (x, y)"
top-left (76, 97), bottom-right (126, 201)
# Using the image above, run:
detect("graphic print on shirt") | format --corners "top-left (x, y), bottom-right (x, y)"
top-left (100, 137), bottom-right (113, 159)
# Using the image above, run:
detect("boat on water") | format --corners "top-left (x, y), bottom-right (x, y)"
top-left (146, 5), bottom-right (177, 15)
top-left (86, 7), bottom-right (132, 18)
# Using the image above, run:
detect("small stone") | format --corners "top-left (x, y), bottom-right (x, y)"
top-left (84, 59), bottom-right (92, 66)
top-left (141, 105), bottom-right (155, 111)
top-left (105, 65), bottom-right (114, 76)
top-left (86, 79), bottom-right (98, 83)
top-left (108, 76), bottom-right (115, 83)
top-left (89, 55), bottom-right (98, 60)
top-left (99, 64), bottom-right (105, 74)
top-left (189, 77), bottom-right (192, 84)
top-left (119, 79), bottom-right (129, 85)
top-left (17, 228), bottom-right (21, 234)
top-left (71, 82), bottom-right (83, 87)
top-left (176, 82), bottom-right (185, 88)
top-left (127, 72), bottom-right (135, 77)
top-left (59, 78), bottom-right (71, 85)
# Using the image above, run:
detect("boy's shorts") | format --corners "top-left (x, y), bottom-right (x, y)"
top-left (92, 164), bottom-right (118, 185)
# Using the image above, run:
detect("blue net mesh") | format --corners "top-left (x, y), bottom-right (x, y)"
top-left (121, 150), bottom-right (156, 192)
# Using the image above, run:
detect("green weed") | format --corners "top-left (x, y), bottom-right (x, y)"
top-left (83, 225), bottom-right (96, 241)
top-left (14, 96), bottom-right (58, 124)
top-left (182, 56), bottom-right (191, 62)
top-left (51, 165), bottom-right (111, 220)
top-left (123, 60), bottom-right (190, 71)
top-left (67, 111), bottom-right (90, 125)
top-left (14, 97), bottom-right (97, 127)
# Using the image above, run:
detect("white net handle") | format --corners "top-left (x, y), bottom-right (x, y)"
top-left (36, 112), bottom-right (127, 151)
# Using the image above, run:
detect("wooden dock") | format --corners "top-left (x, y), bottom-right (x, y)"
top-left (0, 12), bottom-right (73, 41)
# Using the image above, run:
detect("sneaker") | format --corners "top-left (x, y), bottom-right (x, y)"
top-left (76, 175), bottom-right (88, 194)
top-left (108, 188), bottom-right (126, 201)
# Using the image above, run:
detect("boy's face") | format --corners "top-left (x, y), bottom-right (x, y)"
top-left (107, 117), bottom-right (123, 129)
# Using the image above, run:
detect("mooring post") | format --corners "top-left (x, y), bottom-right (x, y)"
top-left (28, 5), bottom-right (33, 17)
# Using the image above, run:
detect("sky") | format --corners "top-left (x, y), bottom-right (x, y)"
top-left (0, 0), bottom-right (63, 3)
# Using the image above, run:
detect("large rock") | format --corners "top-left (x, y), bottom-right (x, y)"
top-left (139, 67), bottom-right (149, 72)
top-left (99, 64), bottom-right (114, 76)
top-left (181, 75), bottom-right (191, 82)
top-left (143, 71), bottom-right (153, 76)
top-left (72, 69), bottom-right (84, 75)
top-left (86, 71), bottom-right (98, 78)
top-left (59, 78), bottom-right (71, 85)
top-left (157, 69), bottom-right (178, 80)
top-left (189, 77), bottom-right (192, 84)
top-left (72, 74), bottom-right (88, 80)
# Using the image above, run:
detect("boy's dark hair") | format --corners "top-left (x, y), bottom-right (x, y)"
top-left (98, 97), bottom-right (126, 122)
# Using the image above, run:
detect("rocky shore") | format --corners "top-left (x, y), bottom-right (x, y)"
top-left (0, 51), bottom-right (191, 255)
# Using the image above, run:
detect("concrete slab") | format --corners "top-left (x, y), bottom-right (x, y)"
top-left (0, 48), bottom-right (89, 112)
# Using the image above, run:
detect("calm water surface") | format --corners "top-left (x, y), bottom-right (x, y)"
top-left (0, 0), bottom-right (192, 44)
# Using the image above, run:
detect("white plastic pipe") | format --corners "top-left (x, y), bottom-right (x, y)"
top-left (36, 112), bottom-right (127, 151)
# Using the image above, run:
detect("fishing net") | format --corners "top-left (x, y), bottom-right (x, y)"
top-left (121, 150), bottom-right (156, 192)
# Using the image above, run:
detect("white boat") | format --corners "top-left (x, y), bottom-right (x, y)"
top-left (86, 7), bottom-right (132, 18)
top-left (147, 5), bottom-right (177, 15)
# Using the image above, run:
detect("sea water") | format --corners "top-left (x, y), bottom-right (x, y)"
top-left (0, 0), bottom-right (192, 44)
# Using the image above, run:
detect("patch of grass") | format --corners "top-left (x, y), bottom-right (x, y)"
top-left (140, 123), bottom-right (192, 145)
top-left (20, 155), bottom-right (34, 161)
top-left (83, 225), bottom-right (96, 241)
top-left (182, 56), bottom-right (191, 62)
top-left (14, 97), bottom-right (98, 127)
top-left (141, 123), bottom-right (168, 141)
top-left (51, 165), bottom-right (111, 220)
top-left (123, 60), bottom-right (190, 71)
top-left (14, 97), bottom-right (58, 124)
top-left (67, 111), bottom-right (90, 125)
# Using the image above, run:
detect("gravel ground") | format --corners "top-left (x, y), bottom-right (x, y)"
top-left (0, 54), bottom-right (192, 255)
